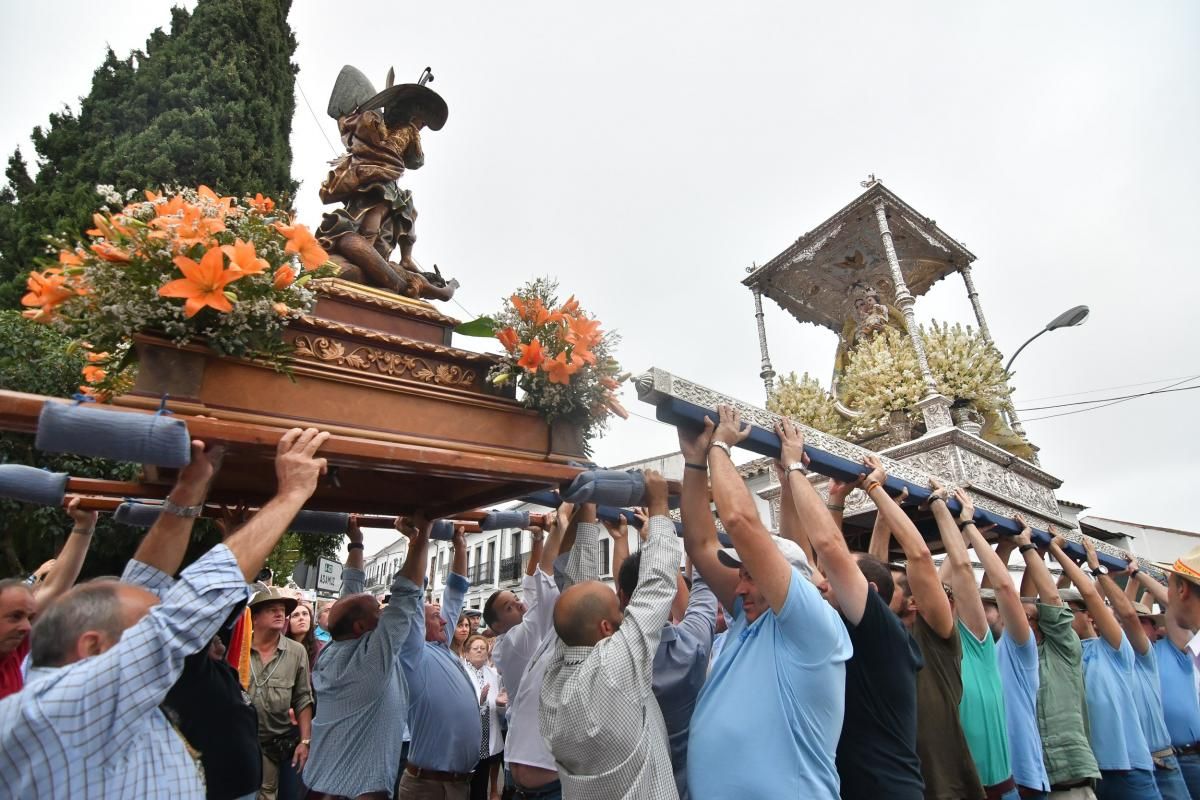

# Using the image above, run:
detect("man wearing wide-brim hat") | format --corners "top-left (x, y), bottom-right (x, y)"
top-left (248, 586), bottom-right (313, 800)
top-left (1154, 546), bottom-right (1200, 631)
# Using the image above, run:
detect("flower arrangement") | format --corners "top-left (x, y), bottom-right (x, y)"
top-left (767, 372), bottom-right (850, 437)
top-left (836, 321), bottom-right (1015, 432)
top-left (923, 320), bottom-right (1011, 414)
top-left (838, 327), bottom-right (926, 430)
top-left (464, 278), bottom-right (623, 455)
top-left (20, 185), bottom-right (336, 398)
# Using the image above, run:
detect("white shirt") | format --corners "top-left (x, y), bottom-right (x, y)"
top-left (492, 569), bottom-right (558, 703)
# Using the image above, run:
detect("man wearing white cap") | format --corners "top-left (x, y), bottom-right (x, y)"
top-left (680, 406), bottom-right (851, 800)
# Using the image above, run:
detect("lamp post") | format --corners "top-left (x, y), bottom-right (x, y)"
top-left (1005, 305), bottom-right (1090, 374)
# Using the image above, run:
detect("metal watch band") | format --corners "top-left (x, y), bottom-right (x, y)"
top-left (161, 497), bottom-right (203, 518)
top-left (784, 461), bottom-right (806, 475)
top-left (708, 440), bottom-right (732, 458)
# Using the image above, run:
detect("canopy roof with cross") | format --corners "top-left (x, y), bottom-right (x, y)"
top-left (742, 180), bottom-right (977, 333)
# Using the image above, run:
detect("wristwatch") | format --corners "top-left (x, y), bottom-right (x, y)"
top-left (784, 461), bottom-right (807, 476)
top-left (300, 739), bottom-right (310, 746)
top-left (1018, 544), bottom-right (1037, 554)
top-left (162, 497), bottom-right (203, 518)
top-left (708, 440), bottom-right (732, 458)
top-left (1090, 564), bottom-right (1109, 577)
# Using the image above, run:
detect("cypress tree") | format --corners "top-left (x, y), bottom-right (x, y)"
top-left (0, 0), bottom-right (299, 307)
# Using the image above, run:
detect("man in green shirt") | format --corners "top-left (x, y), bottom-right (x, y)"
top-left (1018, 535), bottom-right (1100, 798)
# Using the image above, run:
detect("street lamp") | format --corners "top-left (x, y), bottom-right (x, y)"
top-left (1004, 305), bottom-right (1090, 373)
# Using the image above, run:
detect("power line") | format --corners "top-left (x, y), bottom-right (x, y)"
top-left (1021, 374), bottom-right (1200, 422)
top-left (1016, 379), bottom-right (1200, 411)
top-left (1018, 373), bottom-right (1200, 403)
top-left (297, 80), bottom-right (338, 157)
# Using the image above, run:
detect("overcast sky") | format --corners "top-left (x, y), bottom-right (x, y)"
top-left (2, 2), bottom-right (1198, 555)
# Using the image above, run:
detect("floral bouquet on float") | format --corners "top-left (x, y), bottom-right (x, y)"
top-left (457, 278), bottom-right (625, 456)
top-left (20, 185), bottom-right (337, 399)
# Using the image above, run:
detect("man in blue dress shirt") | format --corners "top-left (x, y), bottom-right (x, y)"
top-left (396, 524), bottom-right (481, 799)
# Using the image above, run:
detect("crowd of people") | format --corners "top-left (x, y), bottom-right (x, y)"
top-left (1, 412), bottom-right (1199, 800)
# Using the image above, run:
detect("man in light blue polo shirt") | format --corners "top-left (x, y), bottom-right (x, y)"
top-left (396, 525), bottom-right (481, 799)
top-left (677, 408), bottom-right (852, 800)
top-left (1049, 537), bottom-right (1161, 800)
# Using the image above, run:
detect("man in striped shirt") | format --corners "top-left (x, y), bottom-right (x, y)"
top-left (0, 427), bottom-right (332, 799)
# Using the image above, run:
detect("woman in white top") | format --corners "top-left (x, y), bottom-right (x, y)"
top-left (462, 633), bottom-right (506, 800)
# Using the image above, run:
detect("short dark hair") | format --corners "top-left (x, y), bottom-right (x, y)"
top-left (0, 578), bottom-right (31, 596)
top-left (855, 553), bottom-right (895, 605)
top-left (482, 590), bottom-right (504, 627)
top-left (617, 550), bottom-right (641, 601)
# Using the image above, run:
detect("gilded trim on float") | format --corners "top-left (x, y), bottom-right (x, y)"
top-left (311, 278), bottom-right (461, 326)
top-left (292, 335), bottom-right (477, 388)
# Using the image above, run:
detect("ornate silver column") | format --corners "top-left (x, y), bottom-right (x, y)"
top-left (958, 263), bottom-right (993, 343)
top-left (752, 285), bottom-right (777, 400)
top-left (873, 200), bottom-right (953, 430)
top-left (958, 264), bottom-right (1031, 445)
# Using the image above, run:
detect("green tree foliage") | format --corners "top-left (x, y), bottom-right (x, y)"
top-left (0, 0), bottom-right (299, 308)
top-left (265, 531), bottom-right (342, 587)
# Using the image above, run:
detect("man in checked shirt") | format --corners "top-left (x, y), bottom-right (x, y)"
top-left (539, 469), bottom-right (682, 800)
top-left (0, 426), bottom-right (333, 800)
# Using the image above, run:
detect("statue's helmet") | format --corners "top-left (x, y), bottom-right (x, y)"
top-left (327, 65), bottom-right (448, 131)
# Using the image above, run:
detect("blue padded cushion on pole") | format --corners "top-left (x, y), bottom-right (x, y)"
top-left (561, 470), bottom-right (645, 506)
top-left (431, 519), bottom-right (456, 541)
top-left (654, 395), bottom-right (1129, 572)
top-left (289, 511), bottom-right (350, 535)
top-left (36, 401), bottom-right (192, 468)
top-left (0, 465), bottom-right (68, 507)
top-left (481, 510), bottom-right (530, 531)
top-left (113, 501), bottom-right (163, 528)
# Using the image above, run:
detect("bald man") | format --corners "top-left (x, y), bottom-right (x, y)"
top-left (304, 515), bottom-right (424, 800)
top-left (539, 469), bottom-right (682, 800)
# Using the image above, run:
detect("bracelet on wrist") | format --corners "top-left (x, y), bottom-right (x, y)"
top-left (1018, 543), bottom-right (1037, 554)
top-left (864, 480), bottom-right (881, 494)
top-left (708, 440), bottom-right (732, 459)
top-left (956, 517), bottom-right (974, 530)
top-left (684, 462), bottom-right (707, 471)
top-left (347, 542), bottom-right (365, 551)
top-left (825, 502), bottom-right (845, 512)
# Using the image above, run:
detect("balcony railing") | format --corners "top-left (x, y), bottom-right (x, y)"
top-left (472, 561), bottom-right (494, 586)
top-left (499, 553), bottom-right (524, 583)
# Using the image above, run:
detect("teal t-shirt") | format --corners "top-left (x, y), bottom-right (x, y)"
top-left (1130, 647), bottom-right (1172, 752)
top-left (957, 620), bottom-right (1013, 787)
top-left (687, 568), bottom-right (852, 799)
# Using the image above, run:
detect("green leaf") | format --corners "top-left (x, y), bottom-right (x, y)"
top-left (454, 316), bottom-right (499, 337)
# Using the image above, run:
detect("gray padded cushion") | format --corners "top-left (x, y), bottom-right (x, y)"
top-left (113, 501), bottom-right (163, 527)
top-left (0, 465), bottom-right (68, 506)
top-left (480, 510), bottom-right (530, 531)
top-left (36, 402), bottom-right (192, 468)
top-left (431, 519), bottom-right (455, 541)
top-left (561, 470), bottom-right (645, 507)
top-left (289, 511), bottom-right (350, 535)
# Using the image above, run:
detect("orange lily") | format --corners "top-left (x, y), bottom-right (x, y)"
top-left (174, 205), bottom-right (227, 248)
top-left (198, 185), bottom-right (235, 214)
top-left (558, 294), bottom-right (580, 316)
top-left (221, 239), bottom-right (269, 276)
top-left (58, 250), bottom-right (83, 267)
top-left (571, 343), bottom-right (597, 366)
top-left (82, 363), bottom-right (107, 383)
top-left (496, 326), bottom-right (520, 353)
top-left (566, 315), bottom-right (603, 348)
top-left (544, 351), bottom-right (585, 385)
top-left (250, 193), bottom-right (276, 214)
top-left (275, 223), bottom-right (329, 271)
top-left (20, 269), bottom-right (75, 316)
top-left (273, 265), bottom-right (297, 289)
top-left (531, 299), bottom-right (564, 327)
top-left (511, 294), bottom-right (532, 321)
top-left (517, 338), bottom-right (545, 371)
top-left (145, 189), bottom-right (163, 202)
top-left (90, 241), bottom-right (132, 263)
top-left (159, 247), bottom-right (242, 317)
top-left (153, 194), bottom-right (186, 218)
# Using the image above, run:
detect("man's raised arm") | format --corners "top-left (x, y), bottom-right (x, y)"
top-left (1012, 516), bottom-right (1061, 606)
top-left (1048, 535), bottom-right (1124, 650)
top-left (676, 423), bottom-right (739, 612)
top-left (929, 479), bottom-right (987, 640)
top-left (33, 498), bottom-right (98, 613)
top-left (956, 489), bottom-right (1029, 645)
top-left (1083, 537), bottom-right (1150, 655)
top-left (706, 405), bottom-right (791, 616)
